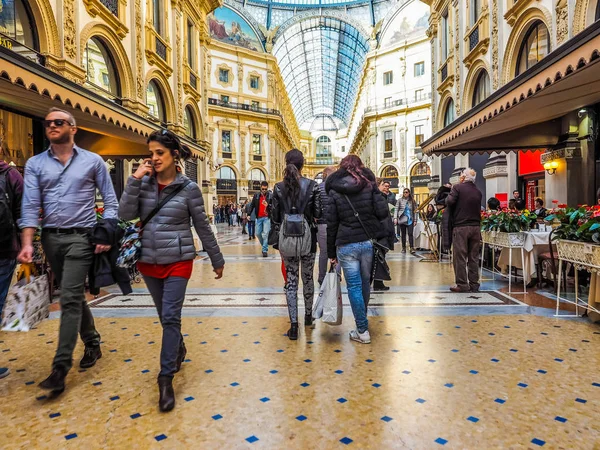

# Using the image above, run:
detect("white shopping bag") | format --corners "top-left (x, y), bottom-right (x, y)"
top-left (321, 269), bottom-right (343, 326)
top-left (1, 265), bottom-right (50, 332)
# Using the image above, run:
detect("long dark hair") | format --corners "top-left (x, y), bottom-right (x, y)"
top-left (147, 129), bottom-right (192, 161)
top-left (339, 155), bottom-right (372, 186)
top-left (283, 148), bottom-right (304, 201)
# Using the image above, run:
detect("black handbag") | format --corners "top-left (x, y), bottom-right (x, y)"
top-left (343, 194), bottom-right (392, 282)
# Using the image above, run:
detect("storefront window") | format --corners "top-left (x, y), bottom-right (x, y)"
top-left (516, 21), bottom-right (550, 76)
top-left (444, 99), bottom-right (455, 126)
top-left (184, 106), bottom-right (195, 139)
top-left (83, 37), bottom-right (120, 97)
top-left (472, 70), bottom-right (490, 107)
top-left (0, 109), bottom-right (34, 171)
top-left (146, 80), bottom-right (165, 121)
top-left (0, 0), bottom-right (37, 49)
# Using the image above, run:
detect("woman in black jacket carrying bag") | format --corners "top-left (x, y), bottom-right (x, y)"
top-left (271, 149), bottom-right (321, 340)
top-left (326, 155), bottom-right (389, 344)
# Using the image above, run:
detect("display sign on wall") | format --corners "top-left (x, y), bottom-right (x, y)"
top-left (518, 150), bottom-right (545, 176)
top-left (495, 193), bottom-right (508, 209)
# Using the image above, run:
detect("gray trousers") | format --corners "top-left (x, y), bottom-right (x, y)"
top-left (452, 226), bottom-right (481, 291)
top-left (42, 232), bottom-right (100, 372)
top-left (143, 275), bottom-right (189, 377)
top-left (283, 253), bottom-right (316, 323)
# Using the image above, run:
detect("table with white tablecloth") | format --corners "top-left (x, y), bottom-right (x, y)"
top-left (497, 231), bottom-right (553, 284)
top-left (413, 220), bottom-right (438, 250)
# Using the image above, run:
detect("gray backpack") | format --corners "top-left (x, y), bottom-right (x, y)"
top-left (278, 181), bottom-right (313, 258)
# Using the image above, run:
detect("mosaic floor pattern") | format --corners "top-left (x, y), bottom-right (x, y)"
top-left (90, 291), bottom-right (521, 309)
top-left (1, 315), bottom-right (599, 449)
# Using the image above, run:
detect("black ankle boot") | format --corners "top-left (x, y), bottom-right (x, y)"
top-left (287, 323), bottom-right (298, 340)
top-left (304, 314), bottom-right (313, 326)
top-left (175, 342), bottom-right (187, 373)
top-left (158, 376), bottom-right (175, 412)
top-left (39, 367), bottom-right (67, 392)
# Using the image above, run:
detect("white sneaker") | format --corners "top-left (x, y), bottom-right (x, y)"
top-left (349, 329), bottom-right (371, 344)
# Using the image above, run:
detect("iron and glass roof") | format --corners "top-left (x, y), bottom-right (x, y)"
top-left (272, 16), bottom-right (369, 129)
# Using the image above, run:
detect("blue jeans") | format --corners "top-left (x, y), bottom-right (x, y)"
top-left (247, 220), bottom-right (256, 238)
top-left (143, 275), bottom-right (189, 377)
top-left (0, 258), bottom-right (17, 316)
top-left (256, 217), bottom-right (270, 253)
top-left (337, 241), bottom-right (373, 334)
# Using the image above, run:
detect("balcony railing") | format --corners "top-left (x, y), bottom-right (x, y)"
top-left (0, 34), bottom-right (46, 66)
top-left (469, 25), bottom-right (480, 52)
top-left (100, 0), bottom-right (118, 16)
top-left (364, 92), bottom-right (431, 115)
top-left (155, 36), bottom-right (167, 61)
top-left (305, 158), bottom-right (339, 165)
top-left (208, 98), bottom-right (281, 116)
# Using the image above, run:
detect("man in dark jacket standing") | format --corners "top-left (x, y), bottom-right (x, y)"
top-left (446, 168), bottom-right (482, 293)
top-left (380, 180), bottom-right (396, 206)
top-left (0, 157), bottom-right (23, 379)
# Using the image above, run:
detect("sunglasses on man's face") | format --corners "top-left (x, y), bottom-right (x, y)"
top-left (44, 119), bottom-right (73, 128)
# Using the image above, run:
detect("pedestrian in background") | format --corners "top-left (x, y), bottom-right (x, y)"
top-left (317, 165), bottom-right (337, 285)
top-left (446, 168), bottom-right (482, 293)
top-left (395, 188), bottom-right (417, 254)
top-left (0, 152), bottom-right (24, 380)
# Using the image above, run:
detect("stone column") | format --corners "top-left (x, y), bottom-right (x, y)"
top-left (483, 153), bottom-right (509, 200)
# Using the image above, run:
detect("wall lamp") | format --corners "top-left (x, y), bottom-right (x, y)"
top-left (543, 160), bottom-right (558, 175)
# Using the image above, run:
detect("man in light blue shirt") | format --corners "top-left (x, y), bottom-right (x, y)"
top-left (18, 107), bottom-right (118, 394)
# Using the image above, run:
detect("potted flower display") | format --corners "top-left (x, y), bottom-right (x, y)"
top-left (480, 208), bottom-right (537, 248)
top-left (545, 203), bottom-right (600, 267)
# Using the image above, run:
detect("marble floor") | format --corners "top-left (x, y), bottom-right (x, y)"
top-left (1, 225), bottom-right (599, 449)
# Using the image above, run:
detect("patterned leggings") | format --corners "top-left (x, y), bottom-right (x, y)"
top-left (283, 253), bottom-right (316, 323)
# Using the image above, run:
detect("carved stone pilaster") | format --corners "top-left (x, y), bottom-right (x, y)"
top-left (63, 0), bottom-right (77, 61)
top-left (175, 8), bottom-right (183, 125)
top-left (454, 3), bottom-right (460, 116)
top-left (135, 0), bottom-right (144, 100)
top-left (238, 63), bottom-right (244, 94)
top-left (240, 131), bottom-right (247, 175)
top-left (491, 0), bottom-right (499, 89)
top-left (556, 0), bottom-right (569, 45)
top-left (431, 39), bottom-right (436, 131)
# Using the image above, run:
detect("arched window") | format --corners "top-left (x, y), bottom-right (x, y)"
top-left (83, 37), bottom-right (120, 97)
top-left (411, 162), bottom-right (431, 176)
top-left (443, 99), bottom-right (455, 126)
top-left (316, 135), bottom-right (332, 158)
top-left (381, 165), bottom-right (399, 178)
top-left (184, 106), bottom-right (196, 139)
top-left (472, 70), bottom-right (490, 107)
top-left (249, 168), bottom-right (266, 181)
top-left (217, 166), bottom-right (236, 179)
top-left (0, 0), bottom-right (38, 49)
top-left (516, 21), bottom-right (550, 76)
top-left (147, 80), bottom-right (165, 121)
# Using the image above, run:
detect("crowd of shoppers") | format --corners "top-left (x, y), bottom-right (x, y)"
top-left (0, 110), bottom-right (493, 412)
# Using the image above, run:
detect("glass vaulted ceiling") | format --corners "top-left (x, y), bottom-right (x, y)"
top-left (272, 17), bottom-right (369, 130)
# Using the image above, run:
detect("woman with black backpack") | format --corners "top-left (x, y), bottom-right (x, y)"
top-left (326, 155), bottom-right (389, 344)
top-left (271, 149), bottom-right (321, 340)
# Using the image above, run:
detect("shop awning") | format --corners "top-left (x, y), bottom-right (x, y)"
top-left (421, 20), bottom-right (600, 156)
top-left (0, 45), bottom-right (207, 156)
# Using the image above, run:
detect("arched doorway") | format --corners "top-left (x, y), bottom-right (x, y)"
top-left (410, 162), bottom-right (431, 205)
top-left (380, 165), bottom-right (399, 192)
top-left (216, 166), bottom-right (237, 205)
top-left (248, 168), bottom-right (266, 196)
